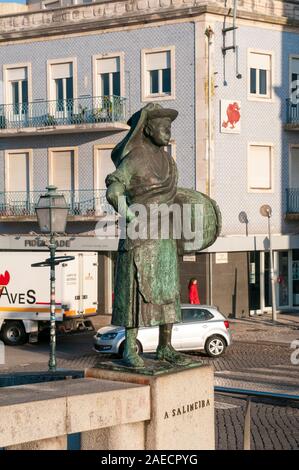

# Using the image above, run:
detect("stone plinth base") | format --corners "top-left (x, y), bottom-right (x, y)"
top-left (86, 358), bottom-right (215, 450)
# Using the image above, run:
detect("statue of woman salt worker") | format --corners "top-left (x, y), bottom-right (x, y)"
top-left (106, 103), bottom-right (221, 368)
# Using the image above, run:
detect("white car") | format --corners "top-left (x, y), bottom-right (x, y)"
top-left (94, 304), bottom-right (232, 358)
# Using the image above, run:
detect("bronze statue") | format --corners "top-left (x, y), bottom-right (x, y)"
top-left (106, 103), bottom-right (221, 368)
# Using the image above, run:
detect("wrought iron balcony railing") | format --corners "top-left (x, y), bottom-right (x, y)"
top-left (286, 98), bottom-right (299, 126)
top-left (0, 190), bottom-right (114, 218)
top-left (286, 188), bottom-right (299, 213)
top-left (0, 95), bottom-right (126, 130)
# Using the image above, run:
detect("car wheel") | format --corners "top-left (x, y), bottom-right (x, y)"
top-left (0, 321), bottom-right (28, 346)
top-left (118, 340), bottom-right (142, 357)
top-left (205, 335), bottom-right (226, 357)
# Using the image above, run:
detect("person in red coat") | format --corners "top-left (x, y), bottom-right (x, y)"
top-left (188, 278), bottom-right (200, 304)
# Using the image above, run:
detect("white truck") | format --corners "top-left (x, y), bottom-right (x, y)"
top-left (0, 251), bottom-right (98, 345)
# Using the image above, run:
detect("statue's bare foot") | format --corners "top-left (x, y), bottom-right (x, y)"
top-left (122, 351), bottom-right (144, 369)
top-left (156, 345), bottom-right (193, 366)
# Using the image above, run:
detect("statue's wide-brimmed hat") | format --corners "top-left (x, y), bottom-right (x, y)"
top-left (111, 103), bottom-right (178, 167)
top-left (128, 106), bottom-right (178, 126)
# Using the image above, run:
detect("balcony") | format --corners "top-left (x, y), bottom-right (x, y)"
top-left (0, 95), bottom-right (129, 137)
top-left (0, 190), bottom-right (114, 222)
top-left (285, 99), bottom-right (299, 130)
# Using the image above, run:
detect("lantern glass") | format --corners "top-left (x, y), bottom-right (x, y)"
top-left (36, 187), bottom-right (69, 233)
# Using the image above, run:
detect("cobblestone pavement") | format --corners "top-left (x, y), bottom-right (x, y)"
top-left (215, 395), bottom-right (299, 450)
top-left (0, 340), bottom-right (293, 373)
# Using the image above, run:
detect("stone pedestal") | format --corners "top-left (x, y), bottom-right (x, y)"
top-left (86, 360), bottom-right (215, 450)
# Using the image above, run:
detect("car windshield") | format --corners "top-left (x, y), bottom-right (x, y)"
top-left (182, 308), bottom-right (214, 323)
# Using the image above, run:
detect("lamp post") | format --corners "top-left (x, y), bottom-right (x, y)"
top-left (35, 186), bottom-right (69, 371)
top-left (260, 204), bottom-right (277, 322)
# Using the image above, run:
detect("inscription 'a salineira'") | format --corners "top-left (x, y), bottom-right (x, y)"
top-left (164, 398), bottom-right (211, 419)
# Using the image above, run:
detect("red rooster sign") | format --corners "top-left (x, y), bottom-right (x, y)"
top-left (222, 101), bottom-right (241, 131)
top-left (0, 270), bottom-right (10, 296)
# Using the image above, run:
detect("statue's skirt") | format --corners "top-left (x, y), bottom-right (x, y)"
top-left (112, 238), bottom-right (181, 328)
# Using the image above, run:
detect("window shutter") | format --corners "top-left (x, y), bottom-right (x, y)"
top-left (248, 145), bottom-right (271, 189)
top-left (8, 152), bottom-right (29, 192)
top-left (249, 52), bottom-right (271, 70)
top-left (291, 58), bottom-right (299, 75)
top-left (51, 62), bottom-right (73, 79)
top-left (97, 57), bottom-right (120, 74)
top-left (146, 51), bottom-right (170, 71)
top-left (96, 148), bottom-right (115, 189)
top-left (7, 67), bottom-right (27, 81)
top-left (52, 150), bottom-right (74, 191)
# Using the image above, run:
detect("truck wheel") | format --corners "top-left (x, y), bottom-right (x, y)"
top-left (0, 321), bottom-right (28, 346)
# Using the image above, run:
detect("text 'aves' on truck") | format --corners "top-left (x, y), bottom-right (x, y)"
top-left (0, 252), bottom-right (98, 345)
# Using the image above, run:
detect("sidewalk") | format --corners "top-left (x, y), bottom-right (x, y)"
top-left (229, 311), bottom-right (299, 345)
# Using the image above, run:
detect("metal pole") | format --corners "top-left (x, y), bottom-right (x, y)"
top-left (205, 26), bottom-right (214, 305)
top-left (48, 233), bottom-right (57, 371)
top-left (268, 215), bottom-right (277, 322)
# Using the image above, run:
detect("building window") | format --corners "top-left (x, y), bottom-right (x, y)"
top-left (49, 148), bottom-right (78, 193)
top-left (42, 0), bottom-right (61, 9)
top-left (94, 56), bottom-right (121, 97)
top-left (248, 144), bottom-right (273, 191)
top-left (248, 51), bottom-right (272, 99)
top-left (142, 47), bottom-right (175, 101)
top-left (48, 59), bottom-right (76, 118)
top-left (290, 57), bottom-right (299, 104)
top-left (94, 146), bottom-right (115, 189)
top-left (5, 66), bottom-right (29, 116)
top-left (51, 62), bottom-right (73, 107)
top-left (5, 150), bottom-right (32, 194)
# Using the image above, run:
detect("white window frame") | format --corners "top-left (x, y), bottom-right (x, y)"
top-left (247, 142), bottom-right (274, 193)
top-left (47, 57), bottom-right (77, 102)
top-left (4, 149), bottom-right (33, 194)
top-left (92, 52), bottom-right (125, 98)
top-left (141, 46), bottom-right (175, 102)
top-left (48, 146), bottom-right (79, 192)
top-left (289, 144), bottom-right (299, 187)
top-left (247, 49), bottom-right (274, 102)
top-left (42, 0), bottom-right (62, 10)
top-left (93, 144), bottom-right (115, 190)
top-left (289, 54), bottom-right (299, 102)
top-left (3, 62), bottom-right (32, 108)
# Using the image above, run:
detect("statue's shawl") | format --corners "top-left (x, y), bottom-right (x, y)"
top-left (111, 107), bottom-right (148, 168)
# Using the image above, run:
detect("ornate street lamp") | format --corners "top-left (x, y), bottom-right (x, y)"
top-left (34, 186), bottom-right (70, 371)
top-left (260, 204), bottom-right (277, 322)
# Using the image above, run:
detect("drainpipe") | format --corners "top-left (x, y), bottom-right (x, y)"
top-left (205, 26), bottom-right (214, 305)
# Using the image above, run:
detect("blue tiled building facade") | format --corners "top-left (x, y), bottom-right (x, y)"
top-left (1, 0), bottom-right (299, 317)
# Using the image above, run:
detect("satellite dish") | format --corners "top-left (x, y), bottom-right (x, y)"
top-left (260, 204), bottom-right (272, 217)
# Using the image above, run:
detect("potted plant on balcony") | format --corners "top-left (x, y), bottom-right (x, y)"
top-left (43, 114), bottom-right (57, 126)
top-left (92, 96), bottom-right (113, 122)
top-left (70, 105), bottom-right (88, 124)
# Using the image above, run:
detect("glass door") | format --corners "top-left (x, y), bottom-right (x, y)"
top-left (249, 251), bottom-right (261, 313)
top-left (277, 251), bottom-right (289, 308)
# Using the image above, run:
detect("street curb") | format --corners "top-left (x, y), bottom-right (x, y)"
top-left (232, 339), bottom-right (293, 347)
